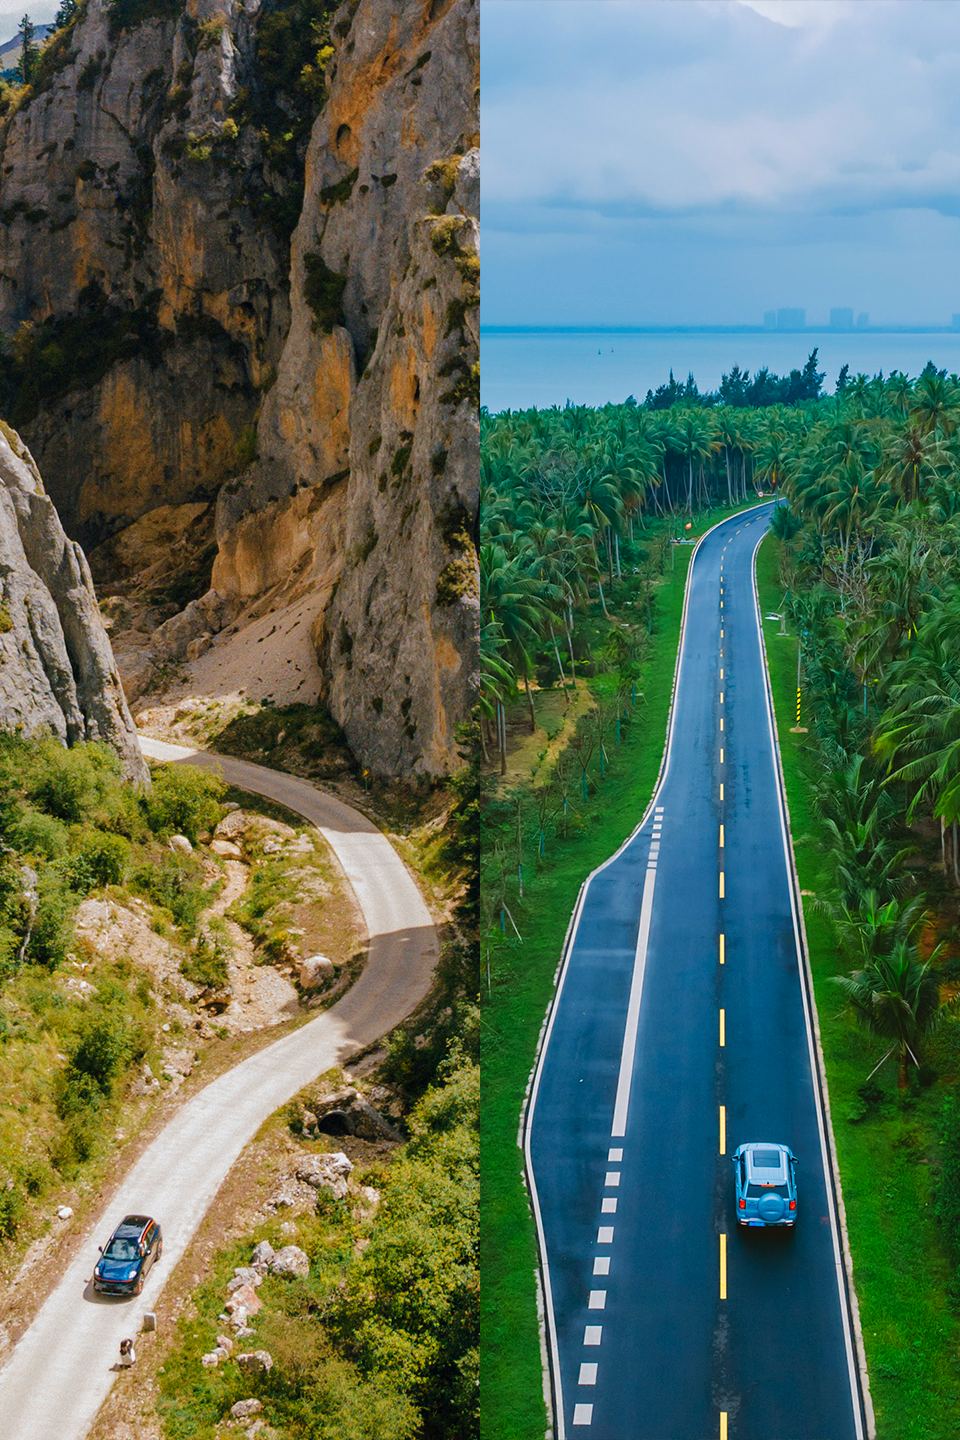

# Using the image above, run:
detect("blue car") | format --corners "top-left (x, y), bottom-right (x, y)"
top-left (733, 1142), bottom-right (797, 1227)
top-left (93, 1215), bottom-right (163, 1295)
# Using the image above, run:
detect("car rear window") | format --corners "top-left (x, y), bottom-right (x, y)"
top-left (746, 1183), bottom-right (789, 1197)
top-left (752, 1149), bottom-right (782, 1169)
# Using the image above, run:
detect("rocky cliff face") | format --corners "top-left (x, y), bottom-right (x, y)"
top-left (0, 0), bottom-right (478, 780)
top-left (0, 421), bottom-right (148, 781)
top-left (0, 0), bottom-right (294, 548)
top-left (214, 0), bottom-right (479, 776)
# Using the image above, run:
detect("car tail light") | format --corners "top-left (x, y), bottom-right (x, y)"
top-left (739, 1199), bottom-right (745, 1209)
top-left (789, 1200), bottom-right (796, 1210)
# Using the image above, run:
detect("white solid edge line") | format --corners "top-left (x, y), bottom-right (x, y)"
top-left (521, 502), bottom-right (766, 1440)
top-left (751, 519), bottom-right (873, 1440)
top-left (611, 864), bottom-right (657, 1136)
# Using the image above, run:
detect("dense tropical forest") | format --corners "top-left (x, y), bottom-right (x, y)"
top-left (480, 353), bottom-right (960, 1435)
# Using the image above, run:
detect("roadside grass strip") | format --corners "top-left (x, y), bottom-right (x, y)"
top-left (481, 501), bottom-right (764, 1440)
top-left (757, 533), bottom-right (960, 1440)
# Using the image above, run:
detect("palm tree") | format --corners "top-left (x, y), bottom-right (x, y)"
top-left (832, 942), bottom-right (945, 1088)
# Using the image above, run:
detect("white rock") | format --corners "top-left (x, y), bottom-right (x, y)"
top-left (56, 1206), bottom-right (73, 1221)
top-left (211, 838), bottom-right (243, 858)
top-left (299, 954), bottom-right (335, 989)
top-left (201, 1351), bottom-right (221, 1368)
top-left (231, 1399), bottom-right (264, 1420)
top-left (169, 834), bottom-right (194, 854)
top-left (237, 1350), bottom-right (274, 1374)
top-left (269, 1245), bottom-right (310, 1279)
top-left (251, 1239), bottom-right (275, 1267)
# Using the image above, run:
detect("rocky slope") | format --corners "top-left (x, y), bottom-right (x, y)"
top-left (0, 0), bottom-right (479, 780)
top-left (0, 420), bottom-right (147, 779)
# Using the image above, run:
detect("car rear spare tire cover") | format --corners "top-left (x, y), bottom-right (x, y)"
top-left (758, 1193), bottom-right (785, 1222)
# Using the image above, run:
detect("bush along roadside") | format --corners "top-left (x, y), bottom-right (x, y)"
top-left (480, 500), bottom-right (763, 1440)
top-left (757, 530), bottom-right (960, 1440)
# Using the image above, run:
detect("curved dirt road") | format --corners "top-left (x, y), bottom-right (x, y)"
top-left (0, 739), bottom-right (437, 1440)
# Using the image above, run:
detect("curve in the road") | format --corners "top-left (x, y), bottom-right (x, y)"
top-left (525, 509), bottom-right (871, 1440)
top-left (0, 739), bottom-right (437, 1440)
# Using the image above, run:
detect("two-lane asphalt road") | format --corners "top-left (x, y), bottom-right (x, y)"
top-left (526, 508), bottom-right (870, 1440)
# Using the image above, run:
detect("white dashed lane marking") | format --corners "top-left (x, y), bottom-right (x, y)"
top-left (593, 1257), bottom-right (610, 1276)
top-left (584, 1326), bottom-right (602, 1345)
top-left (579, 1364), bottom-right (599, 1385)
top-left (598, 1226), bottom-right (614, 1243)
top-left (588, 1291), bottom-right (607, 1309)
top-left (573, 1403), bottom-right (594, 1425)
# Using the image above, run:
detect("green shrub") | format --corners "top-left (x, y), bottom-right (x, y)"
top-left (28, 867), bottom-right (75, 968)
top-left (303, 253), bottom-right (346, 333)
top-left (0, 1183), bottom-right (23, 1240)
top-left (26, 739), bottom-right (120, 824)
top-left (132, 850), bottom-right (208, 933)
top-left (12, 809), bottom-right (69, 859)
top-left (144, 763), bottom-right (225, 843)
top-left (68, 1013), bottom-right (134, 1095)
top-left (180, 932), bottom-right (229, 990)
top-left (62, 828), bottom-right (131, 892)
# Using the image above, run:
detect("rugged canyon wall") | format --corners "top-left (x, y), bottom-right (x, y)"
top-left (0, 0), bottom-right (479, 780)
top-left (0, 421), bottom-right (148, 780)
top-left (214, 0), bottom-right (479, 776)
top-left (0, 0), bottom-right (292, 550)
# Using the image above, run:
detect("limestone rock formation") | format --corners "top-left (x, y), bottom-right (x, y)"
top-left (215, 0), bottom-right (480, 776)
top-left (0, 421), bottom-right (147, 780)
top-left (0, 0), bottom-right (292, 548)
top-left (0, 0), bottom-right (479, 780)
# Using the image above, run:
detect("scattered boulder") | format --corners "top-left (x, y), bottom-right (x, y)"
top-left (237, 1351), bottom-right (274, 1375)
top-left (269, 1245), bottom-right (309, 1280)
top-left (56, 1205), bottom-right (73, 1221)
top-left (169, 835), bottom-right (193, 855)
top-left (298, 954), bottom-right (336, 989)
top-left (211, 838), bottom-right (243, 859)
top-left (216, 1334), bottom-right (234, 1354)
top-left (251, 1240), bottom-right (275, 1268)
top-left (227, 1284), bottom-right (263, 1317)
top-left (231, 1400), bottom-right (264, 1420)
top-left (294, 1152), bottom-right (353, 1200)
top-left (227, 1266), bottom-right (263, 1292)
top-left (301, 1110), bottom-right (318, 1135)
top-left (142, 1313), bottom-right (157, 1332)
top-left (201, 1351), bottom-right (221, 1368)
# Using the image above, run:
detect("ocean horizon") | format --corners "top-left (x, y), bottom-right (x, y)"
top-left (481, 328), bottom-right (960, 415)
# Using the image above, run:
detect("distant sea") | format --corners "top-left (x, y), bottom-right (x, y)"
top-left (480, 329), bottom-right (960, 415)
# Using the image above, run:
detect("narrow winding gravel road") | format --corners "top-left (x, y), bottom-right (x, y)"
top-left (0, 738), bottom-right (437, 1440)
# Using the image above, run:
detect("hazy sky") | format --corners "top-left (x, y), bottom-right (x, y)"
top-left (483, 0), bottom-right (960, 327)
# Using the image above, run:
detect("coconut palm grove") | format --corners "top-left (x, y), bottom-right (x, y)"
top-left (480, 350), bottom-right (960, 1437)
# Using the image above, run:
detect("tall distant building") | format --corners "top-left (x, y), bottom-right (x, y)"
top-left (776, 308), bottom-right (805, 331)
top-left (763, 310), bottom-right (777, 330)
top-left (830, 308), bottom-right (854, 331)
top-left (856, 312), bottom-right (869, 329)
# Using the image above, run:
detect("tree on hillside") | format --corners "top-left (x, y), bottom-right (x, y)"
top-left (13, 15), bottom-right (38, 85)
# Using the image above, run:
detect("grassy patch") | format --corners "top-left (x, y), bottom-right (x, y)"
top-left (481, 501), bottom-right (764, 1440)
top-left (757, 533), bottom-right (960, 1440)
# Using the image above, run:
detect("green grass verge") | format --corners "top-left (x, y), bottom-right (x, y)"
top-left (757, 533), bottom-right (960, 1440)
top-left (480, 500), bottom-right (765, 1440)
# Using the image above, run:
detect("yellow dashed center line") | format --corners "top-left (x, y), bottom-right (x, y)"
top-left (720, 691), bottom-right (724, 704)
top-left (719, 872), bottom-right (725, 898)
top-left (720, 1010), bottom-right (725, 1046)
top-left (720, 748), bottom-right (724, 764)
top-left (720, 668), bottom-right (723, 679)
top-left (721, 1411), bottom-right (728, 1440)
top-left (719, 824), bottom-right (724, 848)
top-left (719, 933), bottom-right (725, 964)
top-left (720, 718), bottom-right (724, 731)
top-left (720, 1233), bottom-right (727, 1298)
top-left (719, 1105), bottom-right (726, 1154)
